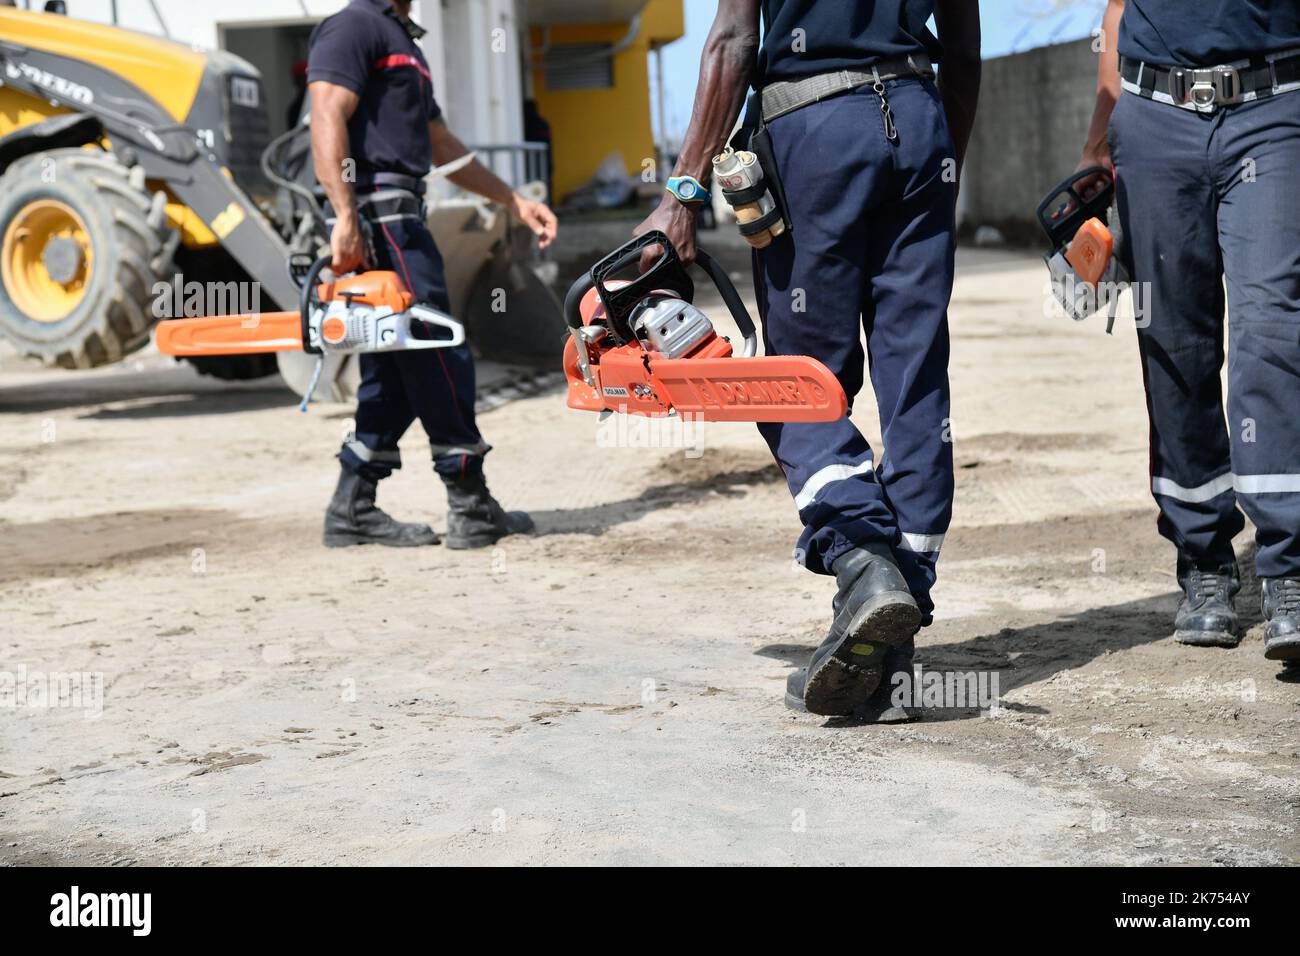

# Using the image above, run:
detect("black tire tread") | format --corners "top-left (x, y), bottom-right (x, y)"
top-left (0, 147), bottom-right (173, 369)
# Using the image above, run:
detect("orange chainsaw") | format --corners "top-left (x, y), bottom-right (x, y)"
top-left (1037, 166), bottom-right (1129, 332)
top-left (562, 231), bottom-right (846, 422)
top-left (155, 254), bottom-right (464, 408)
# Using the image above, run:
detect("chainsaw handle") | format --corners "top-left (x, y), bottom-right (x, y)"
top-left (1036, 166), bottom-right (1114, 246)
top-left (694, 249), bottom-right (758, 358)
top-left (562, 243), bottom-right (758, 358)
top-left (298, 255), bottom-right (333, 355)
top-left (563, 238), bottom-right (661, 338)
top-left (562, 269), bottom-right (591, 331)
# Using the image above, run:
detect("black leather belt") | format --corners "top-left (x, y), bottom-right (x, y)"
top-left (1120, 49), bottom-right (1300, 112)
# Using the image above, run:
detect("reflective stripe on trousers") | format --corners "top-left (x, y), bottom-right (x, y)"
top-left (1113, 89), bottom-right (1300, 576)
top-left (754, 77), bottom-right (956, 619)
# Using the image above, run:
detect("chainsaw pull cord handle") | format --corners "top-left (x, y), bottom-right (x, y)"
top-left (562, 246), bottom-right (759, 358)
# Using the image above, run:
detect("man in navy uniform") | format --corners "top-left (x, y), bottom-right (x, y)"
top-left (637, 1), bottom-right (982, 717)
top-left (1076, 0), bottom-right (1300, 663)
top-left (309, 0), bottom-right (557, 549)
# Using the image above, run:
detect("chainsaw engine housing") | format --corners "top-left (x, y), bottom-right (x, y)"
top-left (631, 295), bottom-right (715, 359)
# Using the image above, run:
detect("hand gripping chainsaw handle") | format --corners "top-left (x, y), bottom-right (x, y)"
top-left (295, 253), bottom-right (464, 355)
top-left (1036, 165), bottom-right (1115, 251)
top-left (154, 256), bottom-right (464, 360)
top-left (1037, 166), bottom-right (1130, 331)
top-left (563, 231), bottom-right (759, 358)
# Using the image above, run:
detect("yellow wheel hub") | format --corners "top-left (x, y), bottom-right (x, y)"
top-left (2, 198), bottom-right (94, 322)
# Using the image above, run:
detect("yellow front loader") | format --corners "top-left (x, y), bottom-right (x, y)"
top-left (0, 7), bottom-right (300, 379)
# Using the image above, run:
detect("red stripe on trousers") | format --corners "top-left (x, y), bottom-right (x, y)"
top-left (377, 220), bottom-right (470, 432)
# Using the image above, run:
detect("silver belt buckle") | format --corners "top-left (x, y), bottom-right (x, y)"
top-left (1171, 64), bottom-right (1241, 112)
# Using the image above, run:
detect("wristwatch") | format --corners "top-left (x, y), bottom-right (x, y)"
top-left (665, 175), bottom-right (711, 206)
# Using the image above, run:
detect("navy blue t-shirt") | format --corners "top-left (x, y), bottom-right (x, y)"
top-left (755, 0), bottom-right (942, 86)
top-left (307, 0), bottom-right (442, 183)
top-left (1119, 0), bottom-right (1300, 66)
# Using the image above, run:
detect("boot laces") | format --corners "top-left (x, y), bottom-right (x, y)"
top-left (1274, 578), bottom-right (1300, 614)
top-left (1186, 568), bottom-right (1226, 601)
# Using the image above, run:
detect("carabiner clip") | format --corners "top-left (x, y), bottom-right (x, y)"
top-left (872, 73), bottom-right (899, 143)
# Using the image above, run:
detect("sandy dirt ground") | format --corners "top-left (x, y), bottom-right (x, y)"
top-left (1, 243), bottom-right (1296, 866)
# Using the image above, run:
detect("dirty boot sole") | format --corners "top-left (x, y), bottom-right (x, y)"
top-left (802, 591), bottom-right (921, 717)
top-left (1264, 633), bottom-right (1300, 662)
top-left (322, 532), bottom-right (439, 548)
top-left (446, 515), bottom-right (535, 550)
top-left (1174, 628), bottom-right (1239, 648)
top-left (444, 531), bottom-right (503, 550)
top-left (784, 685), bottom-right (916, 723)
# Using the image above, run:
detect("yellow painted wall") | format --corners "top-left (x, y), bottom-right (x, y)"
top-left (640, 0), bottom-right (685, 44)
top-left (531, 0), bottom-right (683, 203)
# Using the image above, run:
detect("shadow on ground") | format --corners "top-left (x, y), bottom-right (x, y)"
top-left (0, 508), bottom-right (295, 585)
top-left (76, 387), bottom-right (296, 420)
top-left (0, 367), bottom-right (295, 417)
top-left (755, 541), bottom-right (1278, 723)
top-left (530, 464), bottom-right (782, 537)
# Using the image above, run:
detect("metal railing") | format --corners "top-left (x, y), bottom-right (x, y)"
top-left (461, 141), bottom-right (551, 196)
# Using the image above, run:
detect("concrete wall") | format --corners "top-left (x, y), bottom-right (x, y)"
top-left (961, 37), bottom-right (1100, 243)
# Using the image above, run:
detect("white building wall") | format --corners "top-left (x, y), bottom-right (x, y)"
top-left (417, 0), bottom-right (525, 185)
top-left (436, 0), bottom-right (523, 145)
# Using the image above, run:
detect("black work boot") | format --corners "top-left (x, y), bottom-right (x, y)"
top-left (441, 471), bottom-right (534, 550)
top-left (1172, 552), bottom-right (1241, 648)
top-left (855, 639), bottom-right (917, 723)
top-left (786, 637), bottom-right (916, 723)
top-left (788, 545), bottom-right (922, 717)
top-left (1261, 578), bottom-right (1300, 662)
top-left (323, 467), bottom-right (440, 548)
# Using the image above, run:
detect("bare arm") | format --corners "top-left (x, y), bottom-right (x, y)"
top-left (1079, 0), bottom-right (1125, 178)
top-left (933, 0), bottom-right (982, 176)
top-left (310, 81), bottom-right (360, 227)
top-left (634, 0), bottom-right (760, 266)
top-left (430, 118), bottom-right (515, 204)
top-left (430, 119), bottom-right (557, 248)
top-left (309, 80), bottom-right (366, 272)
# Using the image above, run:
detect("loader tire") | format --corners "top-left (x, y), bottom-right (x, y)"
top-left (0, 148), bottom-right (174, 369)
